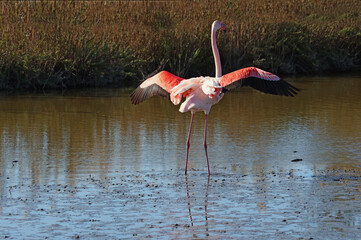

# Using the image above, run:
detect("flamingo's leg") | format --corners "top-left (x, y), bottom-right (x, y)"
top-left (185, 112), bottom-right (195, 175)
top-left (204, 114), bottom-right (210, 175)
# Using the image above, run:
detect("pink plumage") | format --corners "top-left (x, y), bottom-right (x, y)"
top-left (130, 71), bottom-right (184, 105)
top-left (130, 20), bottom-right (299, 175)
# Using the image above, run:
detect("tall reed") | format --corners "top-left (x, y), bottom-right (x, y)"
top-left (0, 0), bottom-right (360, 90)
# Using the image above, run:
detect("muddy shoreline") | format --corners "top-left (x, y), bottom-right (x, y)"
top-left (1, 168), bottom-right (360, 239)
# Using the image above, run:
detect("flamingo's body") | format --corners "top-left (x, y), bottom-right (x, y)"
top-left (131, 20), bottom-right (299, 175)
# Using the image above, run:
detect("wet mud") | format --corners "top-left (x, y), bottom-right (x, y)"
top-left (1, 168), bottom-right (360, 239)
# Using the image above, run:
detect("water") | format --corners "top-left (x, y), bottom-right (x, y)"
top-left (0, 75), bottom-right (360, 239)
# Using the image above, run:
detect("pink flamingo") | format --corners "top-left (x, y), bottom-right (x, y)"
top-left (130, 20), bottom-right (299, 175)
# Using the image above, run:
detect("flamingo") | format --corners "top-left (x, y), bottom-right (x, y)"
top-left (130, 20), bottom-right (299, 175)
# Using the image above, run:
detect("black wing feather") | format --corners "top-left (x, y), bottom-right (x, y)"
top-left (222, 77), bottom-right (300, 97)
top-left (130, 84), bottom-right (170, 105)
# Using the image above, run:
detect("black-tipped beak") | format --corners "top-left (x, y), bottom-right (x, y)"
top-left (221, 23), bottom-right (226, 31)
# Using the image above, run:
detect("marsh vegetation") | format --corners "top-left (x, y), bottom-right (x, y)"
top-left (0, 0), bottom-right (360, 90)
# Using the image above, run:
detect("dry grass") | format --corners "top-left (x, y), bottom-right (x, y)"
top-left (0, 0), bottom-right (360, 89)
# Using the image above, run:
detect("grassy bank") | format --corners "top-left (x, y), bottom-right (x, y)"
top-left (0, 0), bottom-right (360, 90)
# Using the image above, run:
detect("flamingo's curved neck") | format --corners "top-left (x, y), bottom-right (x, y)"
top-left (211, 23), bottom-right (222, 78)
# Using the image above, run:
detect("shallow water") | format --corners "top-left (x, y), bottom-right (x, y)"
top-left (0, 75), bottom-right (360, 239)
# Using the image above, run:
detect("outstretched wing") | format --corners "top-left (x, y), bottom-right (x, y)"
top-left (130, 71), bottom-right (184, 105)
top-left (219, 67), bottom-right (299, 96)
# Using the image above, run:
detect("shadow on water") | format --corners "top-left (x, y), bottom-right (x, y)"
top-left (0, 75), bottom-right (361, 238)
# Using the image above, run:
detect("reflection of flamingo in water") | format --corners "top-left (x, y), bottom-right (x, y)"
top-left (131, 20), bottom-right (299, 175)
top-left (185, 175), bottom-right (210, 236)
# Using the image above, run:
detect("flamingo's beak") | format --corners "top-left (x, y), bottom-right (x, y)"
top-left (221, 23), bottom-right (226, 31)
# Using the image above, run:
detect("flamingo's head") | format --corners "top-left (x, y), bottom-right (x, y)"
top-left (213, 20), bottom-right (226, 31)
top-left (202, 77), bottom-right (223, 98)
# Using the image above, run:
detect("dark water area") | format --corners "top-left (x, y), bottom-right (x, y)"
top-left (0, 75), bottom-right (360, 239)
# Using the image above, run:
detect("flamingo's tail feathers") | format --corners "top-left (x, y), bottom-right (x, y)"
top-left (170, 93), bottom-right (182, 105)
